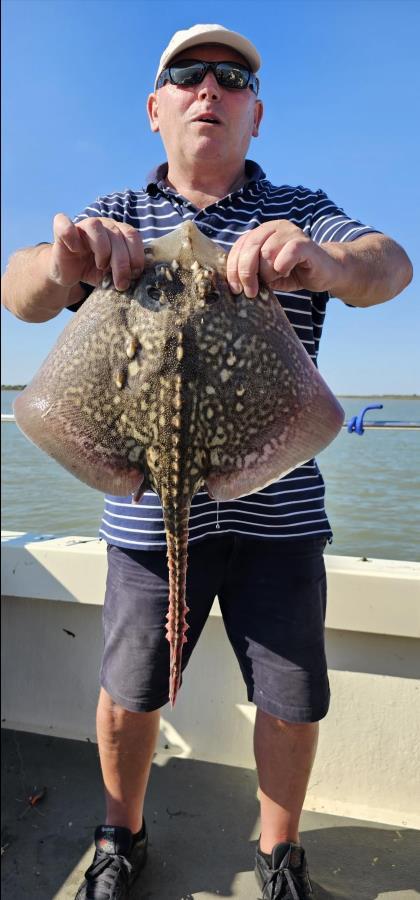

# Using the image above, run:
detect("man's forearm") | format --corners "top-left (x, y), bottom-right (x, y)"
top-left (1, 244), bottom-right (84, 323)
top-left (323, 234), bottom-right (413, 307)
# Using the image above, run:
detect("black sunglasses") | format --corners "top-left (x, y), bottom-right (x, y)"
top-left (157, 59), bottom-right (259, 95)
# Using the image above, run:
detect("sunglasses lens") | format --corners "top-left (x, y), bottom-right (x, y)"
top-left (215, 63), bottom-right (249, 89)
top-left (170, 62), bottom-right (206, 85)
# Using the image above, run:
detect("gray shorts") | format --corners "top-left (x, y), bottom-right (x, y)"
top-left (101, 534), bottom-right (330, 722)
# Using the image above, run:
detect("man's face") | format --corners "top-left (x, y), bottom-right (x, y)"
top-left (147, 43), bottom-right (263, 170)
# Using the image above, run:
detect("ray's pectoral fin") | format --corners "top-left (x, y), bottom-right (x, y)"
top-left (13, 387), bottom-right (147, 498)
top-left (204, 434), bottom-right (308, 501)
top-left (205, 387), bottom-right (345, 502)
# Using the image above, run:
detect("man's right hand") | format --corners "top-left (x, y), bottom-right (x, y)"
top-left (49, 213), bottom-right (145, 293)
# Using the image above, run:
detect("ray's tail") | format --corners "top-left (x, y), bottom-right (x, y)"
top-left (162, 501), bottom-right (191, 707)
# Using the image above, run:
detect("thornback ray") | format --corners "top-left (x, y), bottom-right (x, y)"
top-left (14, 221), bottom-right (344, 706)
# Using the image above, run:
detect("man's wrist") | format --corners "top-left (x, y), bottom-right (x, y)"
top-left (35, 244), bottom-right (76, 313)
top-left (320, 242), bottom-right (354, 299)
top-left (2, 244), bottom-right (73, 322)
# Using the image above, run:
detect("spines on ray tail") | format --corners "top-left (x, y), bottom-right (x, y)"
top-left (161, 497), bottom-right (191, 707)
top-left (155, 363), bottom-right (198, 708)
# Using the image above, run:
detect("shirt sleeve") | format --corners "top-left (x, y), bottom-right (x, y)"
top-left (72, 194), bottom-right (125, 225)
top-left (309, 189), bottom-right (382, 244)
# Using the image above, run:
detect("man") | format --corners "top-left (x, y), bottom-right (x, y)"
top-left (2, 23), bottom-right (412, 900)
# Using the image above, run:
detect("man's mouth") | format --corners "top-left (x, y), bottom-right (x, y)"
top-left (192, 114), bottom-right (222, 125)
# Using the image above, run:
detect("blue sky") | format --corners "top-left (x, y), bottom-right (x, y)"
top-left (2, 0), bottom-right (419, 393)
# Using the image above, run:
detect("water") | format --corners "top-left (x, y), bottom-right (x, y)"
top-left (2, 391), bottom-right (419, 561)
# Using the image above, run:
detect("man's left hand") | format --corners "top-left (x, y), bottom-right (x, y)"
top-left (226, 220), bottom-right (341, 298)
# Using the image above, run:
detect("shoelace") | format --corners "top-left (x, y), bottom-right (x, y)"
top-left (262, 847), bottom-right (303, 900)
top-left (84, 849), bottom-right (133, 899)
top-left (262, 866), bottom-right (301, 900)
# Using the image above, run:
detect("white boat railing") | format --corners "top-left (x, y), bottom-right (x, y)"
top-left (2, 412), bottom-right (419, 429)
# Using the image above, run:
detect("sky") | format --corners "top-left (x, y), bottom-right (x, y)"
top-left (1, 0), bottom-right (419, 394)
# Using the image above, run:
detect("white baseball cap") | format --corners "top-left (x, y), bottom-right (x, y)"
top-left (154, 24), bottom-right (261, 89)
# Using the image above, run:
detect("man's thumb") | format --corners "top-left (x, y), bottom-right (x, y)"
top-left (53, 213), bottom-right (82, 253)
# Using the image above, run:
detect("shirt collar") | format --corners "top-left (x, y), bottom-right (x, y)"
top-left (145, 159), bottom-right (266, 197)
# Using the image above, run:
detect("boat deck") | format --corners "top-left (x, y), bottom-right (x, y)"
top-left (2, 730), bottom-right (419, 900)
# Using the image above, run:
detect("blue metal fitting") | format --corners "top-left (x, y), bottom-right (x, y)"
top-left (347, 403), bottom-right (384, 435)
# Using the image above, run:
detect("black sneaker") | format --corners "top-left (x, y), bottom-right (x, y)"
top-left (75, 821), bottom-right (148, 899)
top-left (255, 841), bottom-right (313, 899)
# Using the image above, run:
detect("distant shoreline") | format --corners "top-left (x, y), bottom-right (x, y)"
top-left (337, 395), bottom-right (419, 400)
top-left (1, 386), bottom-right (419, 400)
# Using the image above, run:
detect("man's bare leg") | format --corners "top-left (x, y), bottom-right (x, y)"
top-left (96, 687), bottom-right (160, 834)
top-left (254, 708), bottom-right (319, 851)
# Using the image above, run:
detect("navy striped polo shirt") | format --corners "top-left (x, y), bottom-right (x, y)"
top-left (72, 159), bottom-right (378, 549)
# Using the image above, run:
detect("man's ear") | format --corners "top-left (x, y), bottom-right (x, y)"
top-left (252, 100), bottom-right (263, 138)
top-left (147, 93), bottom-right (160, 133)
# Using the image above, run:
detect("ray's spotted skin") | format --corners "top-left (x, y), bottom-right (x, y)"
top-left (13, 221), bottom-right (344, 706)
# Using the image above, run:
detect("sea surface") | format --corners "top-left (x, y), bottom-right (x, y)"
top-left (2, 391), bottom-right (419, 561)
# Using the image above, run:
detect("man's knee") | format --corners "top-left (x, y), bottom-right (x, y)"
top-left (97, 688), bottom-right (161, 722)
top-left (256, 708), bottom-right (319, 733)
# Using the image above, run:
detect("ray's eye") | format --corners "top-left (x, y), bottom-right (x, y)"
top-left (146, 286), bottom-right (161, 301)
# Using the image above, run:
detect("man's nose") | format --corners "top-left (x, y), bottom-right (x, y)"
top-left (197, 72), bottom-right (221, 101)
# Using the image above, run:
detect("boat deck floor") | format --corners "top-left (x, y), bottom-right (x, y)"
top-left (2, 730), bottom-right (419, 899)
